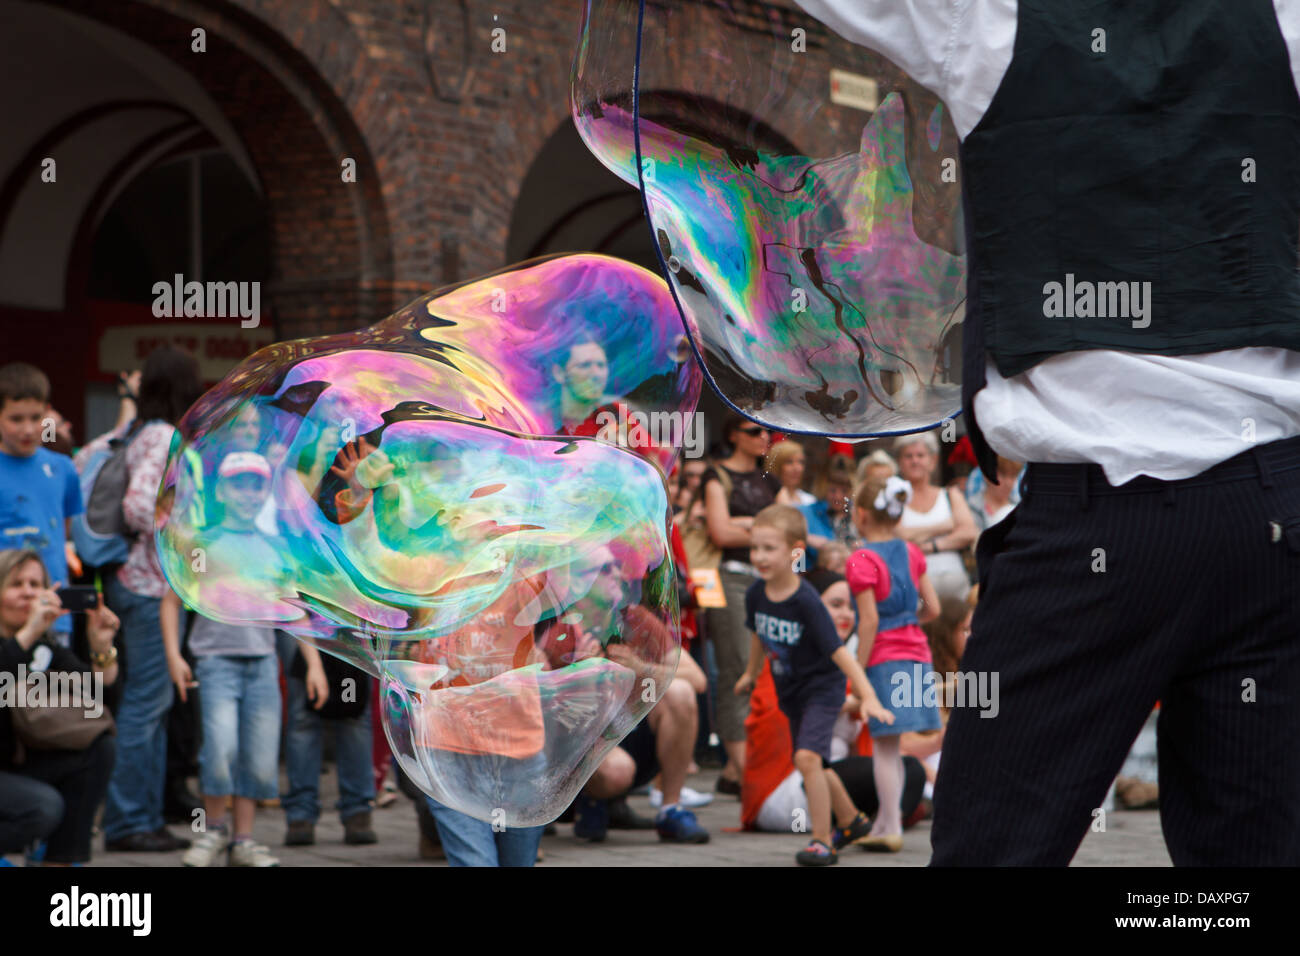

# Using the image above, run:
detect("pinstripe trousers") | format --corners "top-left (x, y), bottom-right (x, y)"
top-left (930, 436), bottom-right (1300, 865)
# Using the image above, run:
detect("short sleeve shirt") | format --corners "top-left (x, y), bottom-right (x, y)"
top-left (744, 578), bottom-right (843, 702)
top-left (845, 542), bottom-right (933, 667)
top-left (0, 448), bottom-right (83, 636)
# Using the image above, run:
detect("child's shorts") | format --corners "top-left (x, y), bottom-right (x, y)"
top-left (781, 688), bottom-right (843, 763)
top-left (866, 659), bottom-right (943, 738)
top-left (195, 654), bottom-right (282, 800)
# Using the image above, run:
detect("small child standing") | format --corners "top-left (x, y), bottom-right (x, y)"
top-left (162, 451), bottom-right (328, 866)
top-left (846, 475), bottom-right (942, 852)
top-left (734, 504), bottom-right (893, 866)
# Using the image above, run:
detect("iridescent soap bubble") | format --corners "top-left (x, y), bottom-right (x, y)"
top-left (573, 0), bottom-right (966, 438)
top-left (155, 253), bottom-right (697, 825)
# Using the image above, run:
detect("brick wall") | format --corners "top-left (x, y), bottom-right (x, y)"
top-left (52, 0), bottom-right (947, 347)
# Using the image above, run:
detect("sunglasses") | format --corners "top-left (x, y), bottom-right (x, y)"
top-left (737, 426), bottom-right (769, 436)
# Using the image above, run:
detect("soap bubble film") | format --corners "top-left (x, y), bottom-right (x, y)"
top-left (573, 0), bottom-right (966, 437)
top-left (154, 254), bottom-right (698, 826)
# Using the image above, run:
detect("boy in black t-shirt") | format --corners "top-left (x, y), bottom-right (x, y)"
top-left (735, 504), bottom-right (893, 866)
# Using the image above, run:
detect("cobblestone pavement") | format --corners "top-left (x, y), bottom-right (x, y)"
top-left (79, 769), bottom-right (1170, 868)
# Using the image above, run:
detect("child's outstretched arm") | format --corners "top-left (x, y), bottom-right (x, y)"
top-left (830, 645), bottom-right (894, 726)
top-left (733, 631), bottom-right (764, 696)
top-left (854, 589), bottom-right (879, 670)
top-left (916, 571), bottom-right (941, 624)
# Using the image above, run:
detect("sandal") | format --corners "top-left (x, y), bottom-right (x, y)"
top-left (795, 839), bottom-right (837, 866)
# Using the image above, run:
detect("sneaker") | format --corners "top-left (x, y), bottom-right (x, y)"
top-left (649, 786), bottom-right (714, 809)
top-left (229, 840), bottom-right (280, 867)
top-left (795, 839), bottom-right (837, 866)
top-left (343, 811), bottom-right (378, 845)
top-left (832, 812), bottom-right (871, 850)
top-left (182, 829), bottom-right (228, 867)
top-left (655, 805), bottom-right (710, 844)
top-left (285, 820), bottom-right (315, 846)
top-left (572, 795), bottom-right (608, 842)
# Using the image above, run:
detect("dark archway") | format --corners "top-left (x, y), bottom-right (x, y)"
top-left (0, 0), bottom-right (395, 440)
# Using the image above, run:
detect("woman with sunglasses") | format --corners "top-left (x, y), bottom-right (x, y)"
top-left (699, 414), bottom-right (780, 797)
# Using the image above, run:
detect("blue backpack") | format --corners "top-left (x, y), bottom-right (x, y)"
top-left (72, 421), bottom-right (144, 570)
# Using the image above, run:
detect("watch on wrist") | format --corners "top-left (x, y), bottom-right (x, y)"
top-left (90, 646), bottom-right (118, 668)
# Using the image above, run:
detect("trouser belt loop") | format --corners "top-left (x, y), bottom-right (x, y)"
top-left (1252, 445), bottom-right (1275, 489)
top-left (1078, 469), bottom-right (1089, 511)
top-left (1163, 485), bottom-right (1177, 507)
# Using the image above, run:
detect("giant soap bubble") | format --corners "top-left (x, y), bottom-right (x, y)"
top-left (572, 0), bottom-right (966, 437)
top-left (155, 253), bottom-right (701, 826)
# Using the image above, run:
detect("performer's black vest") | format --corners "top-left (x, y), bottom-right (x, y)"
top-left (959, 0), bottom-right (1300, 479)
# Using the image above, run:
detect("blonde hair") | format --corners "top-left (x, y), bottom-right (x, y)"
top-left (0, 549), bottom-right (48, 592)
top-left (856, 449), bottom-right (898, 484)
top-left (893, 431), bottom-right (939, 458)
top-left (855, 450), bottom-right (898, 499)
top-left (816, 540), bottom-right (849, 574)
top-left (752, 504), bottom-right (808, 547)
top-left (765, 439), bottom-right (805, 484)
top-left (0, 550), bottom-right (49, 637)
top-left (854, 473), bottom-right (906, 528)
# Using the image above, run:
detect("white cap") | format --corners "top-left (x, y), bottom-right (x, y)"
top-left (218, 451), bottom-right (272, 481)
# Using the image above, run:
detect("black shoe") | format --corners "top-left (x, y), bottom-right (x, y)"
top-left (154, 826), bottom-right (192, 850)
top-left (607, 798), bottom-right (656, 831)
top-left (343, 811), bottom-right (378, 845)
top-left (162, 782), bottom-right (202, 824)
top-left (285, 820), bottom-right (316, 846)
top-left (715, 775), bottom-right (741, 797)
top-left (105, 828), bottom-right (189, 853)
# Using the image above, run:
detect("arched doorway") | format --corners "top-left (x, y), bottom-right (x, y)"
top-left (0, 0), bottom-right (393, 444)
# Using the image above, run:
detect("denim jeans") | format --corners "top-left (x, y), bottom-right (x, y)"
top-left (281, 654), bottom-right (375, 824)
top-left (425, 797), bottom-right (543, 867)
top-left (194, 655), bottom-right (281, 800)
top-left (102, 577), bottom-right (173, 840)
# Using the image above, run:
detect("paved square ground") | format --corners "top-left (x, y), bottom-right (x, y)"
top-left (70, 768), bottom-right (1169, 867)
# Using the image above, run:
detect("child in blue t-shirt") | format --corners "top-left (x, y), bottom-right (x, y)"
top-left (0, 364), bottom-right (82, 646)
top-left (735, 504), bottom-right (894, 866)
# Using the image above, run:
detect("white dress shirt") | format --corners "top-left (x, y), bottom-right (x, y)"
top-left (796, 0), bottom-right (1300, 484)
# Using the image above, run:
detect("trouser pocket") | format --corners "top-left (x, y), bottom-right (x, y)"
top-left (1280, 515), bottom-right (1300, 554)
top-left (974, 506), bottom-right (1019, 594)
